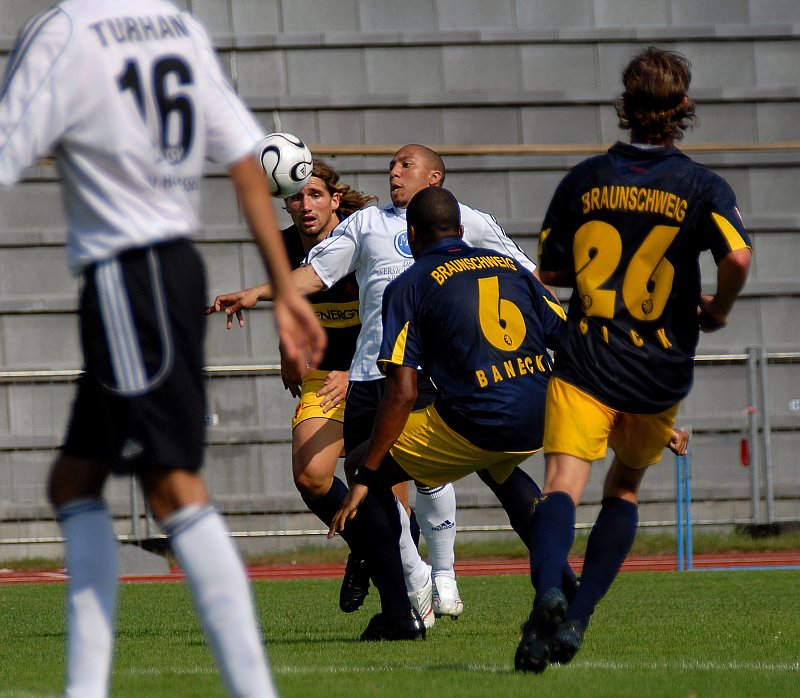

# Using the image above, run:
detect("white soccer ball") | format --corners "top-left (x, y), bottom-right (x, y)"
top-left (256, 132), bottom-right (313, 198)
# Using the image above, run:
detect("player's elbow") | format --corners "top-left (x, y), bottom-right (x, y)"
top-left (538, 269), bottom-right (571, 287)
top-left (720, 248), bottom-right (752, 284)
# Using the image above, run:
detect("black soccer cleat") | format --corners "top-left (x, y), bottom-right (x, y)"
top-left (514, 587), bottom-right (568, 674)
top-left (339, 554), bottom-right (370, 613)
top-left (550, 619), bottom-right (585, 665)
top-left (360, 608), bottom-right (426, 642)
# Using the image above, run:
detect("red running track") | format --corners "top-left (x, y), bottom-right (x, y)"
top-left (2, 552), bottom-right (799, 585)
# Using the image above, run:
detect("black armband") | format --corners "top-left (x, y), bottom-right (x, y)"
top-left (352, 465), bottom-right (377, 487)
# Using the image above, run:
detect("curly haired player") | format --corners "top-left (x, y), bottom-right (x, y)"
top-left (516, 47), bottom-right (752, 673)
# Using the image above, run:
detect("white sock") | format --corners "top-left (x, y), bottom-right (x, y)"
top-left (415, 483), bottom-right (457, 579)
top-left (57, 498), bottom-right (119, 698)
top-left (162, 505), bottom-right (277, 698)
top-left (396, 497), bottom-right (431, 592)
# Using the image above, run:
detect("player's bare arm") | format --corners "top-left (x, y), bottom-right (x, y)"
top-left (328, 365), bottom-right (418, 536)
top-left (208, 263), bottom-right (326, 329)
top-left (228, 155), bottom-right (326, 371)
top-left (537, 268), bottom-right (575, 287)
top-left (698, 247), bottom-right (752, 332)
top-left (279, 342), bottom-right (303, 397)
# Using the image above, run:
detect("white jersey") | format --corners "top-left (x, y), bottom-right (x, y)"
top-left (308, 202), bottom-right (536, 381)
top-left (0, 0), bottom-right (264, 274)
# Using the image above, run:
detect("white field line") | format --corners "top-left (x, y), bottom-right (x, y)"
top-left (118, 658), bottom-right (800, 678)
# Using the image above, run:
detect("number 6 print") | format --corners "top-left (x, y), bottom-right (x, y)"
top-left (478, 276), bottom-right (526, 351)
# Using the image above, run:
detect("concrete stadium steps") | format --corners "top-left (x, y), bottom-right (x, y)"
top-left (0, 1), bottom-right (798, 557)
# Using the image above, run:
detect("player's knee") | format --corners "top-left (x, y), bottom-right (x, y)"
top-left (293, 466), bottom-right (332, 498)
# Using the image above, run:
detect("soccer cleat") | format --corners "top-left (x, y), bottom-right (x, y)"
top-left (339, 554), bottom-right (370, 613)
top-left (514, 587), bottom-right (568, 674)
top-left (360, 607), bottom-right (426, 642)
top-left (432, 574), bottom-right (464, 619)
top-left (550, 619), bottom-right (585, 665)
top-left (407, 569), bottom-right (435, 629)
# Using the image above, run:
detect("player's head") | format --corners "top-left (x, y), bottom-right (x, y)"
top-left (615, 46), bottom-right (697, 144)
top-left (389, 144), bottom-right (446, 209)
top-left (406, 187), bottom-right (462, 258)
top-left (285, 158), bottom-right (376, 241)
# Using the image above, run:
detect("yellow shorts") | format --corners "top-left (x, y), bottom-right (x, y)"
top-left (543, 376), bottom-right (679, 469)
top-left (291, 369), bottom-right (346, 430)
top-left (389, 405), bottom-right (536, 488)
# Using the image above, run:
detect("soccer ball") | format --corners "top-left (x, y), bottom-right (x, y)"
top-left (256, 132), bottom-right (313, 198)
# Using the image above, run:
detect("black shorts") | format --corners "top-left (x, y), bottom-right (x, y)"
top-left (343, 373), bottom-right (437, 454)
top-left (63, 239), bottom-right (207, 474)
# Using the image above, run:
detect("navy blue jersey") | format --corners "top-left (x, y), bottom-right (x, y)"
top-left (539, 142), bottom-right (751, 413)
top-left (379, 238), bottom-right (566, 452)
top-left (283, 226), bottom-right (360, 372)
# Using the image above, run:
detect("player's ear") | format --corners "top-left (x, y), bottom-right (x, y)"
top-left (408, 224), bottom-right (416, 243)
top-left (429, 169), bottom-right (443, 187)
top-left (330, 192), bottom-right (340, 211)
top-left (457, 225), bottom-right (464, 239)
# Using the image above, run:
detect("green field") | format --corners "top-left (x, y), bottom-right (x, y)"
top-left (2, 569), bottom-right (799, 697)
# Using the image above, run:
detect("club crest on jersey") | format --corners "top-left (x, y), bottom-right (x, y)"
top-left (394, 231), bottom-right (413, 259)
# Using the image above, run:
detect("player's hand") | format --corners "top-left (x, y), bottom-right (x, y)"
top-left (274, 292), bottom-right (326, 378)
top-left (280, 358), bottom-right (302, 397)
top-left (698, 294), bottom-right (728, 333)
top-left (668, 429), bottom-right (689, 456)
top-left (206, 287), bottom-right (263, 329)
top-left (328, 483), bottom-right (368, 537)
top-left (318, 370), bottom-right (349, 413)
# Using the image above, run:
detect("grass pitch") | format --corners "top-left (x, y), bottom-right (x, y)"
top-left (1, 570), bottom-right (798, 697)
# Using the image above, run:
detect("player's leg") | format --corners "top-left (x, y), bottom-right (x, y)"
top-left (415, 482), bottom-right (462, 619)
top-left (49, 454), bottom-right (116, 698)
top-left (292, 417), bottom-right (343, 500)
top-left (340, 380), bottom-right (426, 614)
top-left (550, 456), bottom-right (644, 666)
top-left (340, 459), bottom-right (426, 641)
top-left (515, 452), bottom-right (590, 674)
top-left (395, 488), bottom-right (435, 628)
top-left (550, 406), bottom-right (677, 665)
top-left (478, 466), bottom-right (579, 600)
top-left (142, 468), bottom-right (278, 697)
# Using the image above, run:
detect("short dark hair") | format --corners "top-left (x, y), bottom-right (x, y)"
top-left (406, 187), bottom-right (460, 243)
top-left (615, 47), bottom-right (697, 142)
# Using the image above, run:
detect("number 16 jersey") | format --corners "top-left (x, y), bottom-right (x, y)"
top-left (0, 0), bottom-right (264, 274)
top-left (538, 141), bottom-right (751, 413)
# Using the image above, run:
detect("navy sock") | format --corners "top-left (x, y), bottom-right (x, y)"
top-left (303, 476), bottom-right (349, 528)
top-left (478, 467), bottom-right (540, 543)
top-left (303, 476), bottom-right (365, 559)
top-left (567, 496), bottom-right (638, 627)
top-left (480, 469), bottom-right (579, 594)
top-left (529, 491), bottom-right (575, 603)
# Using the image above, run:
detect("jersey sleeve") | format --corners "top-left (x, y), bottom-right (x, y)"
top-left (530, 276), bottom-right (567, 350)
top-left (460, 205), bottom-right (537, 273)
top-left (0, 8), bottom-right (69, 185)
top-left (307, 213), bottom-right (362, 289)
top-left (184, 13), bottom-right (264, 167)
top-left (699, 175), bottom-right (752, 263)
top-left (377, 277), bottom-right (422, 373)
